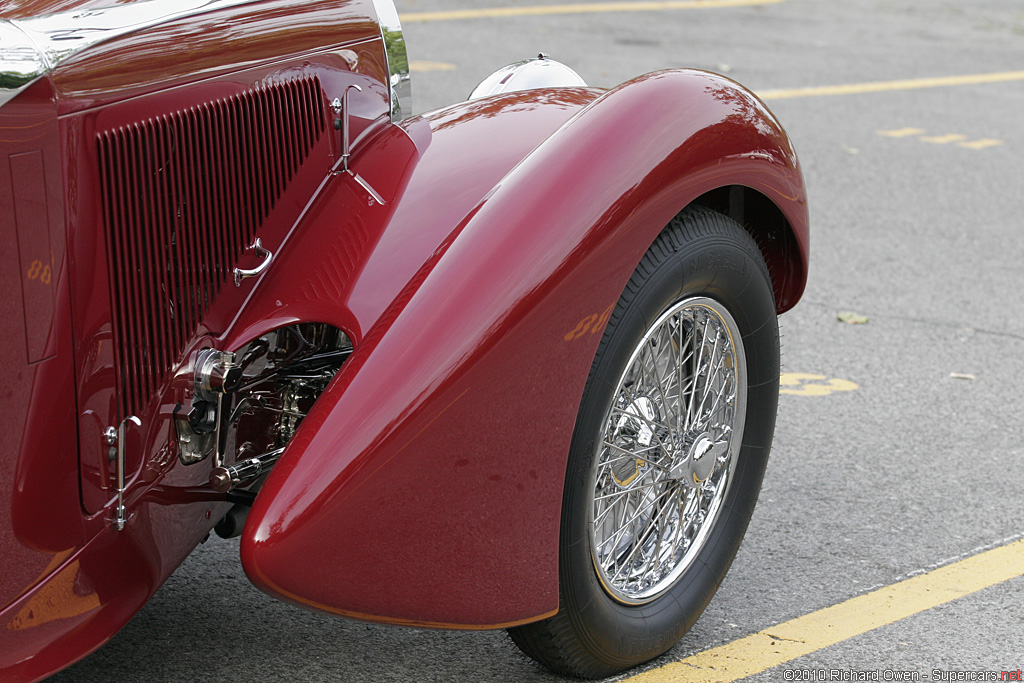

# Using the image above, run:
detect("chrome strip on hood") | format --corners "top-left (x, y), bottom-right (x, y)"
top-left (0, 19), bottom-right (47, 107)
top-left (2, 0), bottom-right (263, 107)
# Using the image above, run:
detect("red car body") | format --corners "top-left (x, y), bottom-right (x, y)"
top-left (0, 0), bottom-right (808, 679)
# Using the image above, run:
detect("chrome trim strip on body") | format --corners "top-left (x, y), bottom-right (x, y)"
top-left (371, 0), bottom-right (411, 120)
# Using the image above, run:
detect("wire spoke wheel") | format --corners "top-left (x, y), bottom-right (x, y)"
top-left (590, 297), bottom-right (745, 604)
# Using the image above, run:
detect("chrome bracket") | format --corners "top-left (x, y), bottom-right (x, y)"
top-left (233, 238), bottom-right (273, 287)
top-left (106, 416), bottom-right (141, 531)
top-left (330, 84), bottom-right (386, 206)
top-left (337, 84), bottom-right (361, 173)
top-left (188, 349), bottom-right (239, 467)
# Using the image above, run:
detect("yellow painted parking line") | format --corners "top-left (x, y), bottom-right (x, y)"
top-left (759, 69), bottom-right (1024, 100)
top-left (877, 127), bottom-right (926, 138)
top-left (410, 60), bottom-right (457, 72)
top-left (624, 538), bottom-right (1024, 683)
top-left (401, 0), bottom-right (783, 23)
top-left (920, 133), bottom-right (967, 144)
top-left (959, 138), bottom-right (1003, 150)
top-left (779, 373), bottom-right (857, 396)
top-left (876, 129), bottom-right (1004, 151)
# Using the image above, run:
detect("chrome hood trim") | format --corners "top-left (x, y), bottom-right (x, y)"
top-left (2, 0), bottom-right (263, 107)
top-left (0, 19), bottom-right (47, 107)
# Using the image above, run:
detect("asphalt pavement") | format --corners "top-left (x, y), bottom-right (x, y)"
top-left (53, 1), bottom-right (1024, 681)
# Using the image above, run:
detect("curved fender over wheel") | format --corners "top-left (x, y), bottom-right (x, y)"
top-left (240, 69), bottom-right (808, 628)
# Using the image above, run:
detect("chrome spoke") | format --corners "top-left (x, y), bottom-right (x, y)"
top-left (644, 328), bottom-right (676, 426)
top-left (596, 483), bottom-right (672, 552)
top-left (599, 443), bottom-right (673, 475)
top-left (592, 478), bottom-right (664, 502)
top-left (607, 487), bottom-right (676, 582)
top-left (674, 317), bottom-right (692, 436)
top-left (683, 314), bottom-right (711, 432)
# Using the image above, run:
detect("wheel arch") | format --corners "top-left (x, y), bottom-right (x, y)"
top-left (689, 185), bottom-right (807, 313)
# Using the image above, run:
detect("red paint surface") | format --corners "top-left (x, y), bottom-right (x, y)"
top-left (0, 77), bottom-right (82, 627)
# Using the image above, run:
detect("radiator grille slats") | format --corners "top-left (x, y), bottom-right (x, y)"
top-left (98, 76), bottom-right (326, 418)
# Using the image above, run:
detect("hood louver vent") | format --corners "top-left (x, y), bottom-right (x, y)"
top-left (98, 76), bottom-right (326, 419)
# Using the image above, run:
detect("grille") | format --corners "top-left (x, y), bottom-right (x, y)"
top-left (97, 76), bottom-right (326, 418)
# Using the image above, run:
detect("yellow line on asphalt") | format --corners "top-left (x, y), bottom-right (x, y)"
top-left (760, 70), bottom-right (1024, 100)
top-left (401, 0), bottom-right (783, 23)
top-left (624, 538), bottom-right (1024, 682)
top-left (410, 60), bottom-right (458, 72)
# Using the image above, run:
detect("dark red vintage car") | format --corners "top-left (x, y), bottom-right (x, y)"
top-left (0, 0), bottom-right (808, 679)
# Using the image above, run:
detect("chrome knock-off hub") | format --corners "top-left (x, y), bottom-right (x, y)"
top-left (671, 432), bottom-right (725, 487)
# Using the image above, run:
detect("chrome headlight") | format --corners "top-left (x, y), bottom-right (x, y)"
top-left (469, 54), bottom-right (587, 100)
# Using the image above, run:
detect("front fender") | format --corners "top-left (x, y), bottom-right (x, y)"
top-left (240, 69), bottom-right (807, 628)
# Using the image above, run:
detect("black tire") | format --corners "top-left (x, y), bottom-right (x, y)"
top-left (509, 207), bottom-right (779, 678)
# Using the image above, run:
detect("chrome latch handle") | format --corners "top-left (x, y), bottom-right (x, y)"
top-left (106, 415), bottom-right (141, 531)
top-left (233, 238), bottom-right (273, 287)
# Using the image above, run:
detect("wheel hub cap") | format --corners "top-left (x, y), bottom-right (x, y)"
top-left (671, 432), bottom-right (722, 487)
